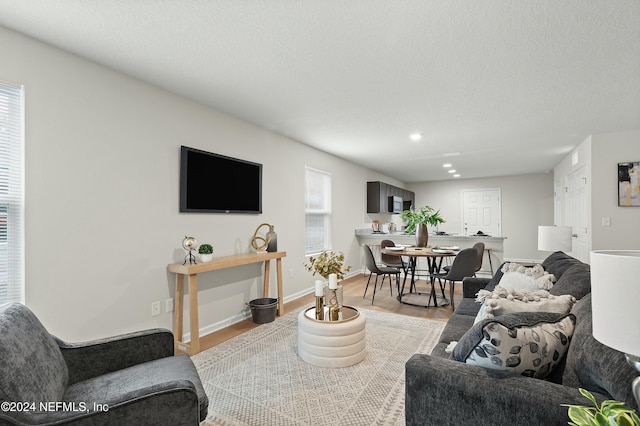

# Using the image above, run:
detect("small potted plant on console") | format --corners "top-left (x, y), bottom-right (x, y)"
top-left (198, 243), bottom-right (214, 262)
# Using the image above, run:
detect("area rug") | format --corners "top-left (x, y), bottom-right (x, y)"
top-left (192, 307), bottom-right (446, 426)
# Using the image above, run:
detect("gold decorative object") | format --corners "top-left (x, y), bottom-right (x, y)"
top-left (328, 288), bottom-right (340, 321)
top-left (306, 253), bottom-right (351, 322)
top-left (328, 273), bottom-right (340, 321)
top-left (315, 296), bottom-right (324, 321)
top-left (182, 236), bottom-right (198, 265)
top-left (251, 223), bottom-right (275, 252)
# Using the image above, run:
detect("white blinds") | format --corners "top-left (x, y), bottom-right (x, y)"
top-left (0, 82), bottom-right (24, 305)
top-left (305, 167), bottom-right (331, 255)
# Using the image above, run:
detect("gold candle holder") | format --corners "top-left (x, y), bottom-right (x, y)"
top-left (328, 288), bottom-right (340, 321)
top-left (315, 295), bottom-right (324, 321)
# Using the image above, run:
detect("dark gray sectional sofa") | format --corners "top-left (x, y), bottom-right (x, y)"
top-left (405, 251), bottom-right (638, 426)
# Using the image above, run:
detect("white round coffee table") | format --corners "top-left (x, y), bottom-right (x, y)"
top-left (297, 306), bottom-right (366, 368)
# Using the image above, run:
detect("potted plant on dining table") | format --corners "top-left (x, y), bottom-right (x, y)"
top-left (400, 206), bottom-right (445, 247)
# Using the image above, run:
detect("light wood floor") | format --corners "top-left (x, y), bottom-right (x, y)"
top-left (198, 272), bottom-right (463, 352)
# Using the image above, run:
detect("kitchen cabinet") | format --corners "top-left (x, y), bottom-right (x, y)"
top-left (367, 181), bottom-right (415, 214)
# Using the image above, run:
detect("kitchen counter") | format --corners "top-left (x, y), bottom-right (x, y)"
top-left (355, 228), bottom-right (506, 240)
top-left (355, 229), bottom-right (505, 276)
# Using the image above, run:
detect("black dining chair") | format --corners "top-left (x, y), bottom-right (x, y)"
top-left (363, 245), bottom-right (400, 305)
top-left (440, 242), bottom-right (485, 276)
top-left (380, 239), bottom-right (407, 278)
top-left (431, 247), bottom-right (477, 310)
top-left (472, 242), bottom-right (485, 275)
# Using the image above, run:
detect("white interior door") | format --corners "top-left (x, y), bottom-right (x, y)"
top-left (554, 177), bottom-right (564, 226)
top-left (462, 189), bottom-right (501, 236)
top-left (565, 166), bottom-right (588, 262)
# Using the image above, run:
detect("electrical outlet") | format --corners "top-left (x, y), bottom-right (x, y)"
top-left (165, 298), bottom-right (174, 313)
top-left (151, 301), bottom-right (161, 317)
top-left (602, 217), bottom-right (611, 226)
top-left (289, 268), bottom-right (294, 278)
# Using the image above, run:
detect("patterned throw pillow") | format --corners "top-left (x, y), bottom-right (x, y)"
top-left (451, 312), bottom-right (576, 379)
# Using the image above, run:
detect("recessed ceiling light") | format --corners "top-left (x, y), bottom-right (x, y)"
top-left (409, 133), bottom-right (423, 141)
top-left (442, 163), bottom-right (452, 168)
top-left (448, 169), bottom-right (456, 173)
top-left (453, 174), bottom-right (460, 178)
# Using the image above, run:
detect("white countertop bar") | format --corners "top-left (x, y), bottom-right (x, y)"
top-left (355, 229), bottom-right (505, 276)
top-left (355, 228), bottom-right (506, 241)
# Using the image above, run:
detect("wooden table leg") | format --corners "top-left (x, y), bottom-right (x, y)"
top-left (174, 274), bottom-right (185, 354)
top-left (188, 273), bottom-right (200, 355)
top-left (263, 260), bottom-right (271, 298)
top-left (276, 257), bottom-right (284, 316)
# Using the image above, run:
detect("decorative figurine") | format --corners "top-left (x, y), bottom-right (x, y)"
top-left (314, 280), bottom-right (325, 320)
top-left (182, 236), bottom-right (198, 265)
top-left (251, 223), bottom-right (276, 253)
top-left (328, 273), bottom-right (340, 321)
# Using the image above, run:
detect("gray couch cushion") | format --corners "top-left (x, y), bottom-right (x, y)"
top-left (542, 251), bottom-right (586, 281)
top-left (451, 297), bottom-right (482, 317)
top-left (549, 264), bottom-right (591, 300)
top-left (561, 294), bottom-right (638, 411)
top-left (64, 354), bottom-right (209, 421)
top-left (436, 313), bottom-right (475, 347)
top-left (0, 303), bottom-right (69, 403)
top-left (429, 342), bottom-right (452, 358)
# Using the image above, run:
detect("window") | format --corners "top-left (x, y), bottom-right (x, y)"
top-left (0, 82), bottom-right (25, 305)
top-left (305, 167), bottom-right (331, 255)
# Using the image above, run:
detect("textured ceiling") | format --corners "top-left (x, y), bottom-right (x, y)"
top-left (0, 0), bottom-right (638, 182)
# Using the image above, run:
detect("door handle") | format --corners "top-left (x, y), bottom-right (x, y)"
top-left (571, 234), bottom-right (578, 238)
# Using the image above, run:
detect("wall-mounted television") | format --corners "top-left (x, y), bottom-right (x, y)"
top-left (180, 146), bottom-right (262, 214)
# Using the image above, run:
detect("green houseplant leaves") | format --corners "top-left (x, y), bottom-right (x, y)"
top-left (198, 243), bottom-right (213, 255)
top-left (563, 388), bottom-right (640, 426)
top-left (400, 206), bottom-right (445, 234)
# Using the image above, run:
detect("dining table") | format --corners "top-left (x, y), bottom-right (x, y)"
top-left (380, 246), bottom-right (458, 307)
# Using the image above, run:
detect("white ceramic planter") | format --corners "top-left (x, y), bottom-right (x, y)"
top-left (200, 253), bottom-right (213, 262)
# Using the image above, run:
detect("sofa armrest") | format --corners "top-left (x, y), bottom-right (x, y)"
top-left (2, 380), bottom-right (201, 425)
top-left (462, 277), bottom-right (490, 298)
top-left (54, 328), bottom-right (175, 385)
top-left (405, 354), bottom-right (609, 426)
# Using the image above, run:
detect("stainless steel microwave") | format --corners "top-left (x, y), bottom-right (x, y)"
top-left (388, 196), bottom-right (403, 213)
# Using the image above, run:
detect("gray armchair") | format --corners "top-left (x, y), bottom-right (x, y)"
top-left (0, 302), bottom-right (208, 425)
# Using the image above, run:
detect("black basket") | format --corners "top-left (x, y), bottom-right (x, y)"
top-left (248, 298), bottom-right (278, 324)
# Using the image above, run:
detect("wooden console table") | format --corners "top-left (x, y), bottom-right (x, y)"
top-left (167, 251), bottom-right (286, 355)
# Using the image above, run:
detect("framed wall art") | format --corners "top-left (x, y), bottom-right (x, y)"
top-left (618, 161), bottom-right (640, 206)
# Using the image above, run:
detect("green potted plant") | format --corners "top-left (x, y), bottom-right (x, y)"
top-left (400, 206), bottom-right (445, 247)
top-left (198, 243), bottom-right (214, 262)
top-left (562, 388), bottom-right (640, 426)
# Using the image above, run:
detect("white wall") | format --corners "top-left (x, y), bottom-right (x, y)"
top-left (1, 25), bottom-right (397, 341)
top-left (554, 130), bottom-right (640, 254)
top-left (591, 130), bottom-right (640, 250)
top-left (407, 173), bottom-right (554, 261)
top-left (553, 136), bottom-right (593, 261)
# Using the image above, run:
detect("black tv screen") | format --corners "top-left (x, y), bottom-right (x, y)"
top-left (180, 146), bottom-right (262, 213)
